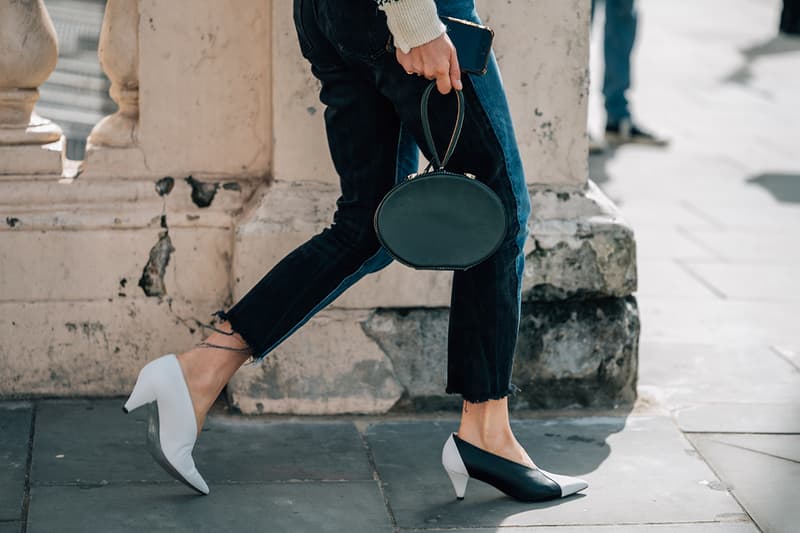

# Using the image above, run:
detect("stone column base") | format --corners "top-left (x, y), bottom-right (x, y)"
top-left (0, 136), bottom-right (64, 175)
top-left (226, 179), bottom-right (639, 414)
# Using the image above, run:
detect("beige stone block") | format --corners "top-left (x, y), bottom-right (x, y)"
top-left (476, 0), bottom-right (590, 187)
top-left (79, 145), bottom-right (148, 178)
top-left (270, 3), bottom-right (336, 183)
top-left (0, 136), bottom-right (64, 175)
top-left (270, 2), bottom-right (589, 187)
top-left (0, 174), bottom-right (256, 217)
top-left (232, 181), bottom-right (451, 308)
top-left (0, 297), bottom-right (219, 396)
top-left (136, 0), bottom-right (272, 178)
top-left (339, 264), bottom-right (451, 308)
top-left (523, 181), bottom-right (637, 300)
top-left (227, 309), bottom-right (404, 415)
top-left (0, 206), bottom-right (236, 232)
top-left (0, 226), bottom-right (231, 303)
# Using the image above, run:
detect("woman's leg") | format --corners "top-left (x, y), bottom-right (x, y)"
top-left (371, 0), bottom-right (533, 466)
top-left (175, 323), bottom-right (250, 434)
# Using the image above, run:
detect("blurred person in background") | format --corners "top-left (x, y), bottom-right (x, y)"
top-left (781, 0), bottom-right (800, 35)
top-left (589, 0), bottom-right (668, 154)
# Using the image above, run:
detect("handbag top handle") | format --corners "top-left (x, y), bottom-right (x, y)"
top-left (420, 81), bottom-right (465, 172)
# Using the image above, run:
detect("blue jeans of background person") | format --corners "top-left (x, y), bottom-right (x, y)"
top-left (215, 0), bottom-right (531, 403)
top-left (592, 0), bottom-right (638, 124)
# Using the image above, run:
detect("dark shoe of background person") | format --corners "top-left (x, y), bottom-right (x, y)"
top-left (605, 117), bottom-right (669, 147)
top-left (441, 433), bottom-right (588, 502)
top-left (779, 1), bottom-right (800, 35)
top-left (589, 133), bottom-right (607, 155)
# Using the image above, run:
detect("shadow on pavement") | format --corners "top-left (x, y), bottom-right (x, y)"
top-left (747, 172), bottom-right (800, 203)
top-left (724, 34), bottom-right (800, 85)
top-left (588, 145), bottom-right (619, 186)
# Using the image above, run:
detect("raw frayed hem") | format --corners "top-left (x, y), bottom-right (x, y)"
top-left (450, 382), bottom-right (523, 404)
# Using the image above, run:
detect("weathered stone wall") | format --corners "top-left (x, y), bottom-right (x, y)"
top-left (0, 0), bottom-right (639, 413)
top-left (0, 0), bottom-right (271, 396)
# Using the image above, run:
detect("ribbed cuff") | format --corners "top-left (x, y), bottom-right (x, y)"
top-left (377, 0), bottom-right (447, 53)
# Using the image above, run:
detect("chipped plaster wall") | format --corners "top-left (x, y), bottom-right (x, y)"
top-left (136, 0), bottom-right (272, 179)
top-left (0, 0), bottom-right (271, 396)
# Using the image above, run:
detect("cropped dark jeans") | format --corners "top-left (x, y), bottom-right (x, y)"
top-left (216, 0), bottom-right (531, 403)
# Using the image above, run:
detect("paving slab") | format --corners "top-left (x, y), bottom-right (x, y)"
top-left (695, 434), bottom-right (800, 463)
top-left (637, 298), bottom-right (800, 348)
top-left (26, 481), bottom-right (392, 533)
top-left (684, 230), bottom-right (800, 263)
top-left (0, 522), bottom-right (21, 533)
top-left (611, 202), bottom-right (718, 230)
top-left (630, 226), bottom-right (717, 261)
top-left (33, 399), bottom-right (371, 483)
top-left (0, 405), bottom-right (31, 522)
top-left (364, 417), bottom-right (745, 529)
top-left (688, 433), bottom-right (800, 533)
top-left (681, 262), bottom-right (800, 301)
top-left (675, 403), bottom-right (800, 433)
top-left (638, 342), bottom-right (800, 408)
top-left (676, 203), bottom-right (800, 232)
top-left (401, 524), bottom-right (758, 532)
top-left (771, 345), bottom-right (800, 371)
top-left (635, 260), bottom-right (721, 299)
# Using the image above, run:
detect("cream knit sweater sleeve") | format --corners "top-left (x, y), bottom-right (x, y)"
top-left (376, 0), bottom-right (447, 53)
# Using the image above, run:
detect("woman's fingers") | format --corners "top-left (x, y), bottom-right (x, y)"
top-left (394, 33), bottom-right (461, 94)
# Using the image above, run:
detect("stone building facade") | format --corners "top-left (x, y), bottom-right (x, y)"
top-left (0, 0), bottom-right (639, 414)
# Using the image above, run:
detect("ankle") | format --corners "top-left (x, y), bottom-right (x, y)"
top-left (177, 349), bottom-right (224, 397)
top-left (457, 426), bottom-right (515, 450)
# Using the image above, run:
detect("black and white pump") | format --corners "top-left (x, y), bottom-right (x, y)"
top-left (441, 433), bottom-right (588, 502)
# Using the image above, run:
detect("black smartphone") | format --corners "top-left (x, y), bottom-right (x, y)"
top-left (440, 16), bottom-right (494, 76)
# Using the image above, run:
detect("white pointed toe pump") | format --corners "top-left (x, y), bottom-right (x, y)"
top-left (441, 432), bottom-right (588, 502)
top-left (123, 354), bottom-right (210, 495)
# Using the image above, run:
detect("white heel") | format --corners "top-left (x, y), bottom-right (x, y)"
top-left (122, 367), bottom-right (156, 413)
top-left (442, 433), bottom-right (470, 500)
top-left (122, 354), bottom-right (209, 495)
top-left (445, 468), bottom-right (469, 499)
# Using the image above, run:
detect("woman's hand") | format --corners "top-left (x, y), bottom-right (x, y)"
top-left (396, 33), bottom-right (462, 95)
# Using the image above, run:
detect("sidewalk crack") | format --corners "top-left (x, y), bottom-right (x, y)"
top-left (707, 437), bottom-right (800, 465)
top-left (20, 403), bottom-right (37, 533)
top-left (356, 424), bottom-right (399, 533)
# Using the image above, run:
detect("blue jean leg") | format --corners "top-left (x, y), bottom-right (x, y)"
top-left (216, 4), bottom-right (421, 362)
top-left (242, 125), bottom-right (418, 361)
top-left (442, 2), bottom-right (531, 401)
top-left (593, 0), bottom-right (637, 123)
top-left (371, 1), bottom-right (530, 401)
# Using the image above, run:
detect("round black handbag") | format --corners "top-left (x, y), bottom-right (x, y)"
top-left (374, 81), bottom-right (508, 270)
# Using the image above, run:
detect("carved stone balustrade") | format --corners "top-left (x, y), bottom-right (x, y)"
top-left (81, 0), bottom-right (144, 176)
top-left (88, 0), bottom-right (140, 148)
top-left (0, 0), bottom-right (64, 174)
